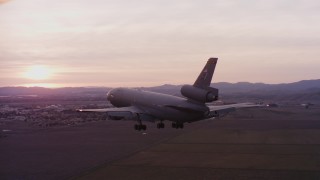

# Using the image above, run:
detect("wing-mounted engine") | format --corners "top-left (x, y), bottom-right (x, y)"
top-left (181, 85), bottom-right (218, 103)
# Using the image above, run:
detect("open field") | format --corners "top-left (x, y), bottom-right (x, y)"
top-left (1, 106), bottom-right (320, 180)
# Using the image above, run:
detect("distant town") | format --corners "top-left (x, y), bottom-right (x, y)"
top-left (0, 91), bottom-right (112, 130)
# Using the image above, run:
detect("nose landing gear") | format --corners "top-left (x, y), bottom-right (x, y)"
top-left (134, 113), bottom-right (147, 131)
top-left (134, 124), bottom-right (147, 131)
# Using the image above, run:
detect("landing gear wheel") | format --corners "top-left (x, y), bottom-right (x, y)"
top-left (172, 123), bottom-right (176, 128)
top-left (157, 122), bottom-right (165, 129)
top-left (180, 123), bottom-right (184, 129)
top-left (172, 122), bottom-right (184, 129)
top-left (161, 123), bottom-right (165, 128)
top-left (134, 124), bottom-right (147, 131)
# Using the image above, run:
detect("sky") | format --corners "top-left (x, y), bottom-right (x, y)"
top-left (0, 0), bottom-right (319, 87)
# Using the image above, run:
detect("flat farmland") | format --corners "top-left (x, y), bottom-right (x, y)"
top-left (1, 106), bottom-right (320, 180)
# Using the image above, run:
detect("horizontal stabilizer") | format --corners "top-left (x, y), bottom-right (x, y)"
top-left (207, 102), bottom-right (261, 118)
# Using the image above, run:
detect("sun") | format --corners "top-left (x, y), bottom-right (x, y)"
top-left (24, 65), bottom-right (53, 80)
top-left (0, 0), bottom-right (10, 4)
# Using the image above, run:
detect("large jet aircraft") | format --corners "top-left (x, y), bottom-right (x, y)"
top-left (79, 58), bottom-right (257, 131)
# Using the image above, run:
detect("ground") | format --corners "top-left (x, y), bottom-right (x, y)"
top-left (1, 106), bottom-right (320, 180)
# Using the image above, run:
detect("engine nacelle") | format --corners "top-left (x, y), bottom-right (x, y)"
top-left (181, 85), bottom-right (218, 103)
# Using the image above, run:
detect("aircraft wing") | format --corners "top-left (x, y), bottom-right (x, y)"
top-left (77, 106), bottom-right (156, 122)
top-left (78, 106), bottom-right (140, 113)
top-left (208, 102), bottom-right (261, 117)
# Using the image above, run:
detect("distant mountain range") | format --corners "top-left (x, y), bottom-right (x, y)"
top-left (213, 79), bottom-right (320, 94)
top-left (211, 80), bottom-right (320, 103)
top-left (1, 79), bottom-right (319, 103)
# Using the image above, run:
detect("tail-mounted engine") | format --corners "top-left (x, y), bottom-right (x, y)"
top-left (181, 85), bottom-right (218, 103)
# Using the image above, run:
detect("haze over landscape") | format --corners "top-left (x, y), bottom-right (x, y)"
top-left (1, 0), bottom-right (319, 87)
top-left (1, 2), bottom-right (320, 180)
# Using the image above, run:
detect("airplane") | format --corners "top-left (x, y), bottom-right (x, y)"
top-left (78, 58), bottom-right (258, 131)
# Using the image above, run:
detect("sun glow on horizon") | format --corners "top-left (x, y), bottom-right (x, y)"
top-left (23, 65), bottom-right (53, 80)
top-left (0, 0), bottom-right (10, 4)
top-left (21, 83), bottom-right (61, 88)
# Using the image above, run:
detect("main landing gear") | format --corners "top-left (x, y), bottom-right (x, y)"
top-left (172, 122), bottom-right (184, 129)
top-left (157, 122), bottom-right (165, 129)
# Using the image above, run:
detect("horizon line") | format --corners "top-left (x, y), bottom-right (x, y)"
top-left (0, 79), bottom-right (319, 89)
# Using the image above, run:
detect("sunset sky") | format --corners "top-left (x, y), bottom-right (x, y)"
top-left (0, 0), bottom-right (319, 87)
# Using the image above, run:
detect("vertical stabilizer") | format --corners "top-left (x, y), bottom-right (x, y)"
top-left (193, 58), bottom-right (218, 88)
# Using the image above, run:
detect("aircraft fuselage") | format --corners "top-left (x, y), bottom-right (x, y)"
top-left (107, 88), bottom-right (209, 122)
